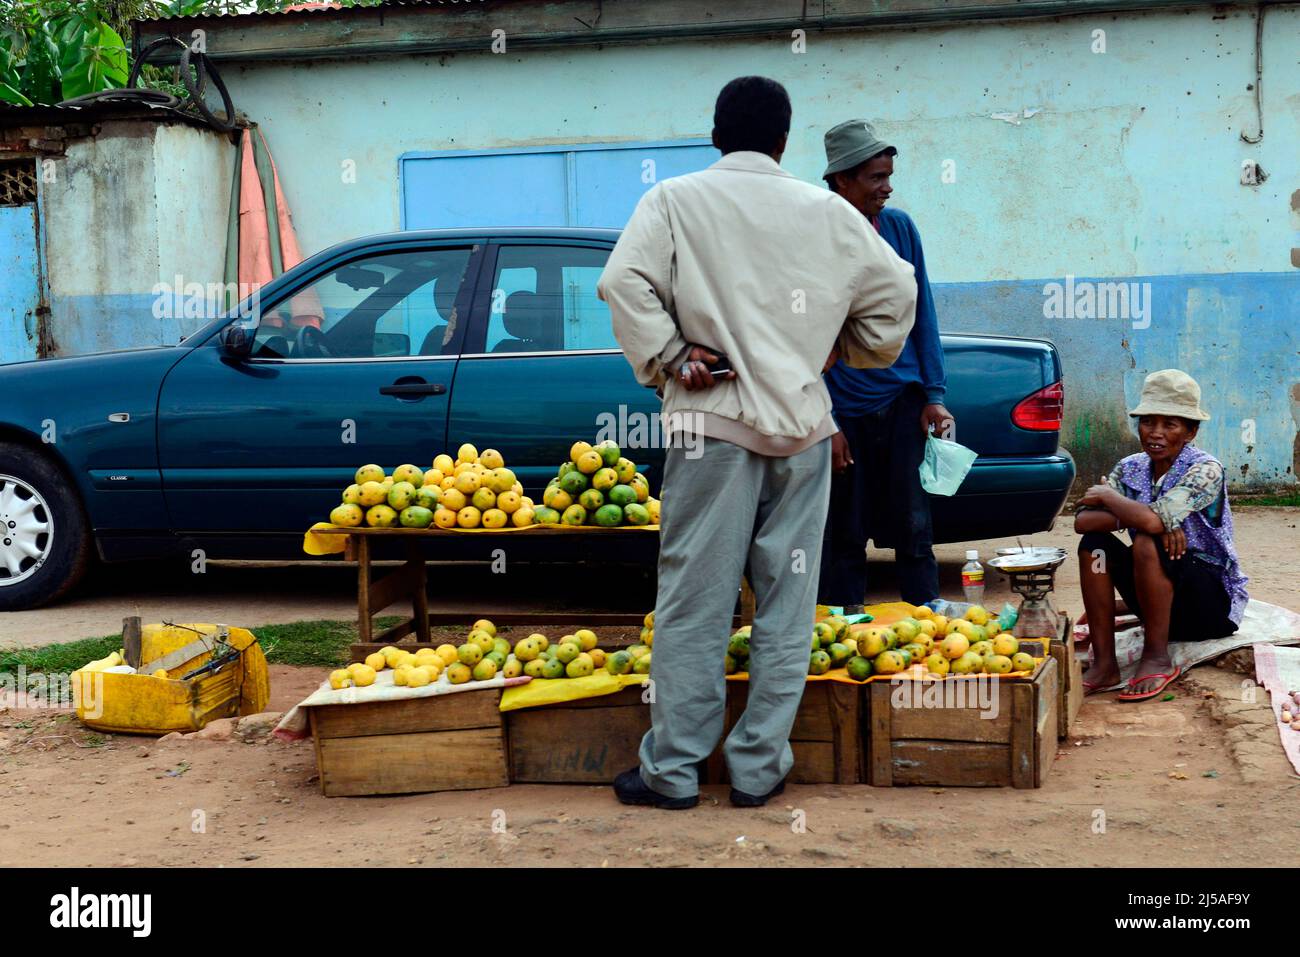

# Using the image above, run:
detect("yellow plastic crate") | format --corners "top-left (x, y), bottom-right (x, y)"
top-left (74, 623), bottom-right (269, 735)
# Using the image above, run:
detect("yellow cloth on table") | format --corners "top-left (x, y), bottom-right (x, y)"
top-left (727, 668), bottom-right (866, 686)
top-left (499, 671), bottom-right (648, 711)
top-left (852, 601), bottom-right (918, 628)
top-left (303, 522), bottom-right (347, 555)
top-left (301, 522), bottom-right (661, 555)
top-left (839, 601), bottom-right (1035, 679)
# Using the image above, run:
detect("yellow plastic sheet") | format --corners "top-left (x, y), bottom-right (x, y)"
top-left (303, 522), bottom-right (346, 555)
top-left (499, 671), bottom-right (648, 711)
top-left (727, 669), bottom-right (865, 686)
top-left (850, 601), bottom-right (918, 628)
top-left (302, 521), bottom-right (661, 556)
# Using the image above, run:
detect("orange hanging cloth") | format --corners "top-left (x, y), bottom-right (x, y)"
top-left (227, 127), bottom-right (321, 329)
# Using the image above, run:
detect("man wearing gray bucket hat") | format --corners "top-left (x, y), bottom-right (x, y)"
top-left (818, 119), bottom-right (950, 609)
top-left (1074, 369), bottom-right (1249, 703)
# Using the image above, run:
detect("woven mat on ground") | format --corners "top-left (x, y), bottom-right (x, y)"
top-left (1249, 643), bottom-right (1300, 776)
top-left (1076, 599), bottom-right (1300, 688)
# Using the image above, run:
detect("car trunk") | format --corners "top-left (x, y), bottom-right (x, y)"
top-left (939, 333), bottom-right (1062, 456)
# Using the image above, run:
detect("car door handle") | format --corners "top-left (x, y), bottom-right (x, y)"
top-left (380, 382), bottom-right (446, 396)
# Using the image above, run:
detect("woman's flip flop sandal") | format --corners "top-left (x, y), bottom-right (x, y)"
top-left (1116, 666), bottom-right (1182, 703)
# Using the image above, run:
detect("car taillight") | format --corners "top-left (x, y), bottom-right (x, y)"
top-left (1012, 381), bottom-right (1064, 431)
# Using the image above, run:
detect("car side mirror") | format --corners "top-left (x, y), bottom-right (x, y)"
top-left (218, 320), bottom-right (255, 359)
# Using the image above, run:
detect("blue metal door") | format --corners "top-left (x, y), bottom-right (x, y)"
top-left (400, 140), bottom-right (718, 231)
top-left (0, 204), bottom-right (41, 364)
top-left (572, 145), bottom-right (719, 227)
top-left (403, 151), bottom-right (569, 229)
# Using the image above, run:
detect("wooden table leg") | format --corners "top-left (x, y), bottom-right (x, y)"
top-left (409, 538), bottom-right (430, 644)
top-left (355, 534), bottom-right (372, 645)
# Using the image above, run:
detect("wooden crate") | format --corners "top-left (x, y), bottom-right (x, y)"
top-left (309, 688), bottom-right (509, 797)
top-left (1049, 614), bottom-right (1082, 739)
top-left (506, 686), bottom-right (650, 784)
top-left (865, 656), bottom-right (1058, 789)
top-left (507, 676), bottom-right (861, 787)
top-left (721, 679), bottom-right (864, 785)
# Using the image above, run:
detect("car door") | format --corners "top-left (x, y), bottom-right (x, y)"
top-left (156, 240), bottom-right (484, 538)
top-left (447, 240), bottom-right (664, 496)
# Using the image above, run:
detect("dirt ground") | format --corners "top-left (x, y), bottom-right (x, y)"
top-left (1, 662), bottom-right (1296, 868)
top-left (0, 508), bottom-right (1295, 868)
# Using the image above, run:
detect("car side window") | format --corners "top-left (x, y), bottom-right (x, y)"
top-left (251, 247), bottom-right (472, 359)
top-left (484, 245), bottom-right (615, 354)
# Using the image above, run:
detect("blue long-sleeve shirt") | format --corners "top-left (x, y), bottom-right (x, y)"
top-left (824, 206), bottom-right (946, 416)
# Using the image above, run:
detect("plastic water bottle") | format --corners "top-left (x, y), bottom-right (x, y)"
top-left (961, 549), bottom-right (985, 606)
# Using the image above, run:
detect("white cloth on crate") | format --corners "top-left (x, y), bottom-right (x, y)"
top-left (273, 670), bottom-right (529, 740)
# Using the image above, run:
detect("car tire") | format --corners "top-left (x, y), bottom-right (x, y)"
top-left (0, 442), bottom-right (91, 611)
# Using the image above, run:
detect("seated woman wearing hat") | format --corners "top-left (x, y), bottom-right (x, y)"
top-left (1074, 370), bottom-right (1249, 702)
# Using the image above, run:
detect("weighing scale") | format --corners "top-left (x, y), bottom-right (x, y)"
top-left (988, 546), bottom-right (1068, 639)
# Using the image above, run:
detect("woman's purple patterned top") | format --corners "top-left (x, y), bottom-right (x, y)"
top-left (1107, 443), bottom-right (1250, 624)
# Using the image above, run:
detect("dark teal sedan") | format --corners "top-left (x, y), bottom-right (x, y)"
top-left (0, 228), bottom-right (1074, 609)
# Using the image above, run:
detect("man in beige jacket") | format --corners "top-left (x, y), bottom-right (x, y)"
top-left (598, 76), bottom-right (917, 809)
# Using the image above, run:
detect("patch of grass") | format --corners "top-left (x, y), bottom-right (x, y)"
top-left (0, 617), bottom-right (405, 676)
top-left (255, 617), bottom-right (403, 668)
top-left (0, 635), bottom-right (121, 678)
top-left (1236, 491), bottom-right (1300, 507)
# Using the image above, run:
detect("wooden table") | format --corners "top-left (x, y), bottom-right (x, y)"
top-left (311, 525), bottom-right (754, 656)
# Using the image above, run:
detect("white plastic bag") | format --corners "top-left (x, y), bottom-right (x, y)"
top-left (919, 434), bottom-right (978, 496)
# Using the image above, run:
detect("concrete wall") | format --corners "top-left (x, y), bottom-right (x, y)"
top-left (216, 3), bottom-right (1298, 490)
top-left (38, 120), bottom-right (233, 356)
top-left (111, 3), bottom-right (1289, 488)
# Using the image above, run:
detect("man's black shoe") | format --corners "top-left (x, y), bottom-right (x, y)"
top-left (613, 767), bottom-right (699, 810)
top-left (730, 776), bottom-right (787, 808)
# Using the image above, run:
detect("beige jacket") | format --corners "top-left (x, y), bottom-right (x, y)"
top-left (597, 151), bottom-right (917, 448)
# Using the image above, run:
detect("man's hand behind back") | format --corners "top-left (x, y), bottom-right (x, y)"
top-left (676, 346), bottom-right (737, 392)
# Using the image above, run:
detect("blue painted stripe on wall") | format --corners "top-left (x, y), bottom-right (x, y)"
top-left (931, 270), bottom-right (1298, 487)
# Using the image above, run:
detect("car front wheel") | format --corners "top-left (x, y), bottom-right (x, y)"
top-left (0, 442), bottom-right (91, 610)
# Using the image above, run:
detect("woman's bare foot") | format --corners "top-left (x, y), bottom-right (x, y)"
top-left (1082, 658), bottom-right (1122, 692)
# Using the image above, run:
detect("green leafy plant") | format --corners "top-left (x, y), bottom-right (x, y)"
top-left (0, 1), bottom-right (384, 106)
top-left (0, 2), bottom-right (143, 105)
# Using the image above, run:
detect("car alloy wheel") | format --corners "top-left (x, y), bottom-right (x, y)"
top-left (0, 473), bottom-right (54, 587)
